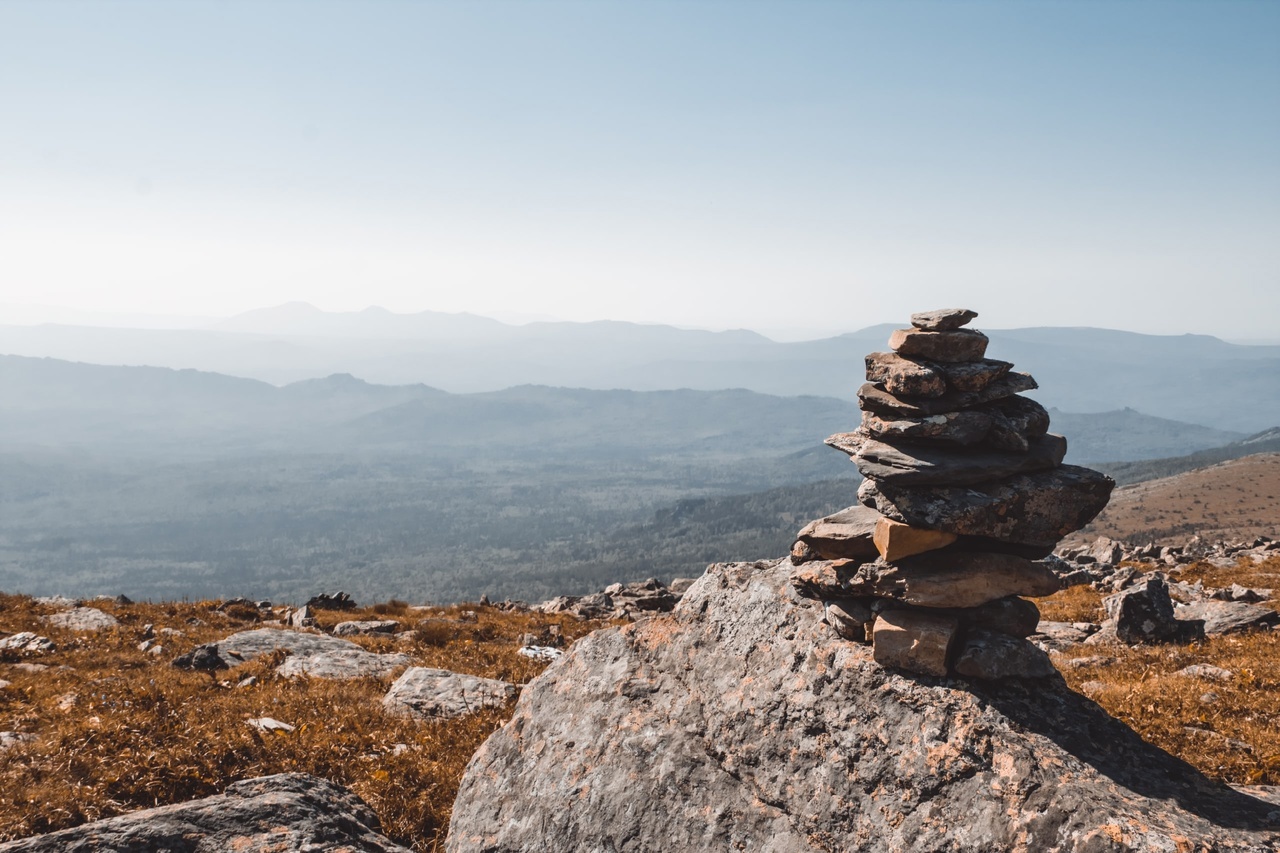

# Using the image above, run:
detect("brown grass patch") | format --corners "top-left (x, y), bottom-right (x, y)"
top-left (0, 595), bottom-right (609, 850)
top-left (1040, 554), bottom-right (1280, 785)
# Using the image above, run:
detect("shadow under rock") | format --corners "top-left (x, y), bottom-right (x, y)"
top-left (968, 674), bottom-right (1280, 831)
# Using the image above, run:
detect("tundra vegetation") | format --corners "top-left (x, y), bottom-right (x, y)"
top-left (1, 553), bottom-right (1277, 851)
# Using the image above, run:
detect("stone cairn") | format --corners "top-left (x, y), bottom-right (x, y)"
top-left (790, 308), bottom-right (1116, 679)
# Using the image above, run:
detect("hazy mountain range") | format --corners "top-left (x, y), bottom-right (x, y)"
top-left (0, 350), bottom-right (1264, 602)
top-left (3, 302), bottom-right (1278, 431)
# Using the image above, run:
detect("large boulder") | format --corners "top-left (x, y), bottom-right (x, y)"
top-left (0, 773), bottom-right (409, 852)
top-left (447, 559), bottom-right (1280, 852)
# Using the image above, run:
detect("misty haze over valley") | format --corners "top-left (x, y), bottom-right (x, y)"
top-left (2, 306), bottom-right (1276, 603)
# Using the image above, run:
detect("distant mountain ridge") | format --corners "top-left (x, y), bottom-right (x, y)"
top-left (3, 307), bottom-right (1278, 431)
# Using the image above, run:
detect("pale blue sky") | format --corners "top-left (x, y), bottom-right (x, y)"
top-left (1, 1), bottom-right (1277, 338)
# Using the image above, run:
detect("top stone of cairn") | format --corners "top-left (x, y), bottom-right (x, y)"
top-left (910, 308), bottom-right (978, 331)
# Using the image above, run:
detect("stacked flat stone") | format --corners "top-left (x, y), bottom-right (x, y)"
top-left (790, 308), bottom-right (1115, 680)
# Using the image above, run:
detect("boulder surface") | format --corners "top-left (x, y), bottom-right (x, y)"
top-left (447, 559), bottom-right (1280, 852)
top-left (0, 773), bottom-right (409, 852)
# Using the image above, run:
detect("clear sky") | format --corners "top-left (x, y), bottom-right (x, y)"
top-left (1, 0), bottom-right (1277, 339)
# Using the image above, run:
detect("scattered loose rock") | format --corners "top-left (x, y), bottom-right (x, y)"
top-left (1177, 664), bottom-right (1234, 682)
top-left (383, 667), bottom-right (517, 719)
top-left (0, 633), bottom-right (55, 655)
top-left (332, 619), bottom-right (400, 637)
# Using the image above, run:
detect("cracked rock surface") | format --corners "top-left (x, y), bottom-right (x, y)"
top-left (447, 559), bottom-right (1280, 852)
top-left (0, 773), bottom-right (409, 852)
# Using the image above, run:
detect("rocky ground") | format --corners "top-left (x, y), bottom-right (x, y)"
top-left (0, 552), bottom-right (1277, 850)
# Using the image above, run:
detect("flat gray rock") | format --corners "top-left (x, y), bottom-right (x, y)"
top-left (332, 619), bottom-right (400, 636)
top-left (794, 504), bottom-right (882, 561)
top-left (42, 607), bottom-right (119, 632)
top-left (939, 357), bottom-right (1013, 392)
top-left (0, 633), bottom-right (56, 654)
top-left (910, 308), bottom-right (978, 330)
top-left (277, 648), bottom-right (412, 679)
top-left (829, 431), bottom-right (1067, 486)
top-left (793, 552), bottom-right (1062, 609)
top-left (447, 559), bottom-right (1280, 852)
top-left (858, 373), bottom-right (1037, 417)
top-left (1174, 600), bottom-right (1280, 636)
top-left (859, 464), bottom-right (1115, 548)
top-left (383, 667), bottom-right (517, 719)
top-left (214, 628), bottom-right (411, 679)
top-left (1031, 621), bottom-right (1099, 651)
top-left (0, 773), bottom-right (409, 852)
top-left (859, 409), bottom-right (993, 445)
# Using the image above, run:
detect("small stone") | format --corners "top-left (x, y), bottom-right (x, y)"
top-left (864, 352), bottom-right (946, 398)
top-left (247, 717), bottom-right (296, 734)
top-left (953, 630), bottom-right (1056, 680)
top-left (872, 518), bottom-right (958, 562)
top-left (517, 646), bottom-right (564, 662)
top-left (304, 592), bottom-right (357, 611)
top-left (237, 676), bottom-right (259, 689)
top-left (57, 693), bottom-right (78, 711)
top-left (1200, 692), bottom-right (1220, 704)
top-left (937, 358), bottom-right (1013, 393)
top-left (910, 308), bottom-right (978, 331)
top-left (288, 606), bottom-right (316, 628)
top-left (1079, 680), bottom-right (1107, 697)
top-left (858, 373), bottom-right (1038, 418)
top-left (794, 505), bottom-right (882, 561)
top-left (1087, 537), bottom-right (1125, 567)
top-left (171, 644), bottom-right (230, 672)
top-left (1032, 621), bottom-right (1100, 651)
top-left (871, 610), bottom-right (959, 677)
top-left (0, 680), bottom-right (10, 689)
top-left (138, 639), bottom-right (154, 652)
top-left (0, 732), bottom-right (35, 751)
top-left (859, 409), bottom-right (993, 446)
top-left (888, 328), bottom-right (988, 362)
top-left (1176, 664), bottom-right (1233, 682)
top-left (823, 599), bottom-right (874, 642)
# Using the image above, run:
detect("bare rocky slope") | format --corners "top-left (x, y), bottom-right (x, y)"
top-left (447, 558), bottom-right (1280, 852)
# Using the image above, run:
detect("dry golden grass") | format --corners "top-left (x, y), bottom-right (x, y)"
top-left (1070, 453), bottom-right (1280, 546)
top-left (0, 595), bottom-right (608, 851)
top-left (1036, 554), bottom-right (1280, 786)
top-left (4, 555), bottom-right (1279, 848)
